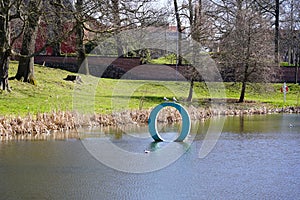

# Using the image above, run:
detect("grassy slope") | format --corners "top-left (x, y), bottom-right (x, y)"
top-left (0, 61), bottom-right (76, 116)
top-left (0, 61), bottom-right (299, 116)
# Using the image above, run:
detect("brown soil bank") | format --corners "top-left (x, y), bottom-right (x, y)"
top-left (0, 105), bottom-right (299, 141)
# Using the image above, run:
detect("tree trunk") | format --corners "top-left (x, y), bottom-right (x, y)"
top-left (296, 65), bottom-right (299, 84)
top-left (16, 57), bottom-right (35, 83)
top-left (173, 0), bottom-right (183, 65)
top-left (15, 0), bottom-right (41, 83)
top-left (239, 63), bottom-right (249, 103)
top-left (239, 18), bottom-right (252, 103)
top-left (238, 80), bottom-right (246, 103)
top-left (238, 44), bottom-right (250, 103)
top-left (75, 0), bottom-right (89, 74)
top-left (296, 52), bottom-right (299, 84)
top-left (187, 80), bottom-right (194, 102)
top-left (115, 35), bottom-right (123, 57)
top-left (0, 6), bottom-right (11, 91)
top-left (112, 0), bottom-right (123, 57)
top-left (0, 51), bottom-right (10, 91)
top-left (76, 28), bottom-right (89, 74)
top-left (52, 42), bottom-right (61, 56)
top-left (51, 0), bottom-right (63, 56)
top-left (274, 0), bottom-right (280, 66)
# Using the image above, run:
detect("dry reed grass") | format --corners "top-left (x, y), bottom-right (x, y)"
top-left (0, 106), bottom-right (299, 141)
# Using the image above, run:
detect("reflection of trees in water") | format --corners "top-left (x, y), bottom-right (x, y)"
top-left (157, 123), bottom-right (181, 134)
top-left (221, 114), bottom-right (299, 134)
top-left (106, 127), bottom-right (124, 140)
top-left (239, 116), bottom-right (244, 133)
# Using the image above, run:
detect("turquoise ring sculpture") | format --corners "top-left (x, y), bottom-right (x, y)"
top-left (148, 102), bottom-right (191, 142)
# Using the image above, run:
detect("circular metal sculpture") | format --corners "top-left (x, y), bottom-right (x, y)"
top-left (148, 102), bottom-right (191, 142)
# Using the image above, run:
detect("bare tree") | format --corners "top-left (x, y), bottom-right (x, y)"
top-left (281, 0), bottom-right (300, 61)
top-left (49, 0), bottom-right (64, 56)
top-left (214, 0), bottom-right (274, 102)
top-left (275, 0), bottom-right (280, 66)
top-left (170, 0), bottom-right (216, 102)
top-left (254, 0), bottom-right (282, 66)
top-left (15, 0), bottom-right (42, 83)
top-left (173, 0), bottom-right (183, 65)
top-left (74, 0), bottom-right (89, 74)
top-left (185, 0), bottom-right (216, 102)
top-left (280, 0), bottom-right (300, 83)
top-left (111, 0), bottom-right (123, 56)
top-left (92, 0), bottom-right (166, 57)
top-left (0, 0), bottom-right (23, 91)
top-left (13, 0), bottom-right (76, 82)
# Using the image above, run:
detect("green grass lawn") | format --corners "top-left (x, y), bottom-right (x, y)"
top-left (150, 54), bottom-right (178, 64)
top-left (0, 61), bottom-right (299, 116)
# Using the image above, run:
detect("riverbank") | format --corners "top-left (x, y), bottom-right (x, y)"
top-left (1, 62), bottom-right (300, 140)
top-left (1, 104), bottom-right (299, 141)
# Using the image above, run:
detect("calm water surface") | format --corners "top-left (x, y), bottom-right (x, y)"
top-left (0, 114), bottom-right (299, 200)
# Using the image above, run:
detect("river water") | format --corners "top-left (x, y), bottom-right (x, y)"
top-left (0, 114), bottom-right (299, 200)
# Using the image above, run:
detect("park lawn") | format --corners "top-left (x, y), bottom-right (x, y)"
top-left (0, 61), bottom-right (75, 116)
top-left (149, 54), bottom-right (177, 64)
top-left (0, 61), bottom-right (299, 116)
top-left (218, 81), bottom-right (299, 107)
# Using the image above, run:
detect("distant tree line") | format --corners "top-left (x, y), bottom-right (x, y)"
top-left (0, 0), bottom-right (167, 90)
top-left (171, 0), bottom-right (300, 102)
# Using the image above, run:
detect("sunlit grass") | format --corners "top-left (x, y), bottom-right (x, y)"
top-left (0, 61), bottom-right (299, 116)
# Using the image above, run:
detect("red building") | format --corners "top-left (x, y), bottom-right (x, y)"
top-left (13, 21), bottom-right (78, 56)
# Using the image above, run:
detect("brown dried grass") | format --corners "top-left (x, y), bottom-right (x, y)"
top-left (1, 106), bottom-right (299, 141)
